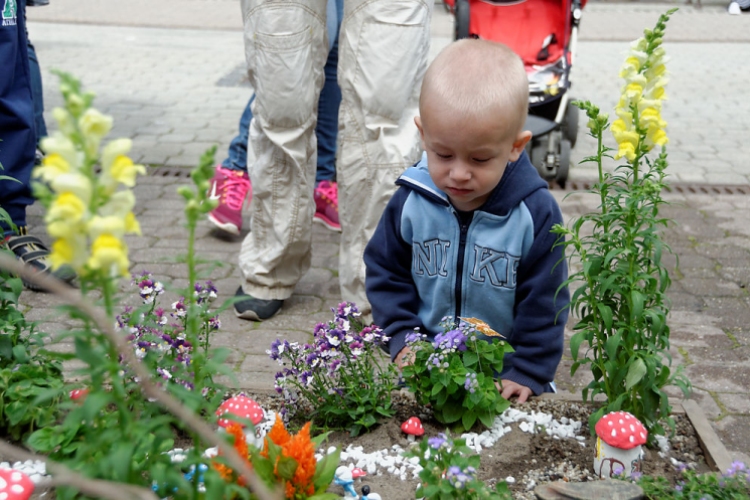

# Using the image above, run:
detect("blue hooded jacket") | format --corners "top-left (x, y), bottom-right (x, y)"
top-left (364, 151), bottom-right (569, 395)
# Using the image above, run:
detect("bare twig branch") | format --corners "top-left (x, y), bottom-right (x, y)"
top-left (0, 440), bottom-right (158, 500)
top-left (0, 253), bottom-right (279, 500)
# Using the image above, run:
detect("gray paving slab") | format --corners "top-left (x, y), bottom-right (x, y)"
top-left (14, 0), bottom-right (750, 469)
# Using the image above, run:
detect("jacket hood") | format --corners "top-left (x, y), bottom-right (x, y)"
top-left (397, 151), bottom-right (548, 215)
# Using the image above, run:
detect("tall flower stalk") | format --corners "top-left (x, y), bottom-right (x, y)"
top-left (552, 10), bottom-right (691, 439)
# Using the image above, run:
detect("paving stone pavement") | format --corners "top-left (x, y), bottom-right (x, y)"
top-left (17, 0), bottom-right (750, 465)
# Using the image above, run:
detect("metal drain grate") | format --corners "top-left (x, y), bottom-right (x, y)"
top-left (148, 167), bottom-right (750, 195)
top-left (556, 180), bottom-right (750, 195)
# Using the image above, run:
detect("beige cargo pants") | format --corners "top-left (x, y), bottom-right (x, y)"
top-left (238, 0), bottom-right (433, 312)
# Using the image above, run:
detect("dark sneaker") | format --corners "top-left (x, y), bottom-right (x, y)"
top-left (4, 229), bottom-right (76, 291)
top-left (207, 166), bottom-right (251, 235)
top-left (313, 180), bottom-right (341, 232)
top-left (233, 286), bottom-right (283, 321)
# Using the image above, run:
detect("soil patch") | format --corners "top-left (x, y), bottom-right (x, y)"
top-left (4, 393), bottom-right (710, 500)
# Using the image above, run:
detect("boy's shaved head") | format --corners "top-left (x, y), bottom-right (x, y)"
top-left (420, 39), bottom-right (529, 136)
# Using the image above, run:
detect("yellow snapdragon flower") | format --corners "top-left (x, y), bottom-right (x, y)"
top-left (87, 234), bottom-right (130, 276)
top-left (34, 153), bottom-right (71, 183)
top-left (46, 192), bottom-right (87, 224)
top-left (79, 108), bottom-right (113, 157)
top-left (49, 234), bottom-right (87, 272)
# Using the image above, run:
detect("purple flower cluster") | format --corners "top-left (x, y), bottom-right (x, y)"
top-left (117, 272), bottom-right (222, 390)
top-left (267, 302), bottom-right (391, 415)
top-left (433, 329), bottom-right (468, 352)
top-left (428, 433), bottom-right (448, 450)
top-left (464, 372), bottom-right (478, 393)
top-left (445, 465), bottom-right (476, 489)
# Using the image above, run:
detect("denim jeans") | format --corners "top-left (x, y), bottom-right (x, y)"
top-left (222, 0), bottom-right (342, 184)
top-left (23, 3), bottom-right (47, 146)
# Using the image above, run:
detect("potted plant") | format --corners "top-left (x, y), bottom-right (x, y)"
top-left (552, 9), bottom-right (691, 440)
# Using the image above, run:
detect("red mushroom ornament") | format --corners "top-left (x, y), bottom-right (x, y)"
top-left (401, 416), bottom-right (424, 442)
top-left (0, 468), bottom-right (34, 500)
top-left (215, 395), bottom-right (264, 429)
top-left (69, 388), bottom-right (88, 401)
top-left (594, 411), bottom-right (648, 478)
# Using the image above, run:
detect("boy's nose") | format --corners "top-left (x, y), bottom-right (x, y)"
top-left (450, 163), bottom-right (471, 182)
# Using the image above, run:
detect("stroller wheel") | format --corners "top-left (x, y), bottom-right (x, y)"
top-left (455, 0), bottom-right (470, 40)
top-left (562, 101), bottom-right (579, 148)
top-left (557, 139), bottom-right (571, 188)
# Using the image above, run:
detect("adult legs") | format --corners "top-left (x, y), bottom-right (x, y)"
top-left (237, 0), bottom-right (329, 301)
top-left (337, 0), bottom-right (433, 312)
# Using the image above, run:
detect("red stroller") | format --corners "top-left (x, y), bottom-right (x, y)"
top-left (445, 0), bottom-right (585, 187)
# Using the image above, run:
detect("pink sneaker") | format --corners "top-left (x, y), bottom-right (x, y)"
top-left (313, 180), bottom-right (340, 232)
top-left (207, 166), bottom-right (251, 235)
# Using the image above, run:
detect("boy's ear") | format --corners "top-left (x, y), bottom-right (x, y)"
top-left (415, 116), bottom-right (426, 149)
top-left (508, 130), bottom-right (533, 162)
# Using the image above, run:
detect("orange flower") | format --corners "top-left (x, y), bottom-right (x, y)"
top-left (212, 422), bottom-right (251, 487)
top-left (281, 422), bottom-right (317, 498)
top-left (263, 415), bottom-right (291, 458)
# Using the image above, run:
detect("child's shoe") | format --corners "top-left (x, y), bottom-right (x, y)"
top-left (207, 166), bottom-right (251, 235)
top-left (313, 180), bottom-right (340, 232)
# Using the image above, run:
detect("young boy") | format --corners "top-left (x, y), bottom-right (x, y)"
top-left (364, 39), bottom-right (569, 403)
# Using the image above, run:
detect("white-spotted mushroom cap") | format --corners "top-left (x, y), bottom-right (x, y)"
top-left (594, 410), bottom-right (648, 450)
top-left (0, 468), bottom-right (35, 500)
top-left (400, 416), bottom-right (425, 436)
top-left (215, 395), bottom-right (264, 428)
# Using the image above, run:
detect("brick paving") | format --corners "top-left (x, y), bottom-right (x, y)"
top-left (17, 0), bottom-right (750, 465)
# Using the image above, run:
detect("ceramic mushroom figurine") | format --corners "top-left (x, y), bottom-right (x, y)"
top-left (0, 468), bottom-right (34, 500)
top-left (215, 395), bottom-right (265, 446)
top-left (401, 416), bottom-right (424, 442)
top-left (594, 410), bottom-right (648, 478)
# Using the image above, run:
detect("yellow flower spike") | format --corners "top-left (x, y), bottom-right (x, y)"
top-left (49, 234), bottom-right (88, 272)
top-left (100, 190), bottom-right (136, 218)
top-left (124, 212), bottom-right (141, 236)
top-left (87, 215), bottom-right (126, 240)
top-left (614, 107), bottom-right (634, 124)
top-left (615, 142), bottom-right (637, 162)
top-left (88, 234), bottom-right (130, 276)
top-left (639, 107), bottom-right (662, 128)
top-left (102, 138), bottom-right (133, 170)
top-left (40, 132), bottom-right (80, 169)
top-left (47, 219), bottom-right (84, 239)
top-left (79, 108), bottom-right (114, 157)
top-left (49, 172), bottom-right (93, 205)
top-left (647, 127), bottom-right (669, 148)
top-left (110, 156), bottom-right (146, 188)
top-left (52, 107), bottom-right (76, 136)
top-left (624, 82), bottom-right (644, 100)
top-left (46, 192), bottom-right (88, 224)
top-left (611, 119), bottom-right (628, 135)
top-left (645, 63), bottom-right (667, 81)
top-left (33, 153), bottom-right (71, 183)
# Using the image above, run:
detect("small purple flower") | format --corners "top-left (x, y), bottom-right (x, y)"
top-left (300, 370), bottom-right (313, 387)
top-left (171, 298), bottom-right (187, 318)
top-left (405, 330), bottom-right (424, 345)
top-left (268, 339), bottom-right (290, 361)
top-left (725, 461), bottom-right (747, 477)
top-left (428, 433), bottom-right (448, 450)
top-left (630, 471), bottom-right (642, 481)
top-left (612, 465), bottom-right (624, 476)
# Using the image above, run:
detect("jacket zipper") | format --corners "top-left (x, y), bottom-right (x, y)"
top-left (453, 211), bottom-right (470, 325)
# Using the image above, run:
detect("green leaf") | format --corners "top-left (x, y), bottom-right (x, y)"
top-left (605, 332), bottom-right (621, 361)
top-left (439, 403), bottom-right (463, 424)
top-left (11, 344), bottom-right (29, 363)
top-left (625, 357), bottom-right (647, 390)
top-left (461, 411), bottom-right (477, 430)
top-left (569, 331), bottom-right (585, 360)
top-left (313, 448), bottom-right (340, 492)
top-left (276, 455), bottom-right (298, 481)
top-left (596, 303), bottom-right (613, 330)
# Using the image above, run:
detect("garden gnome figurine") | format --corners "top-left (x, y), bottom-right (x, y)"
top-left (334, 466), bottom-right (359, 500)
top-left (594, 411), bottom-right (648, 478)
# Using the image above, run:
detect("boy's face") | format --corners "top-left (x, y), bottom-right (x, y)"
top-left (416, 103), bottom-right (531, 212)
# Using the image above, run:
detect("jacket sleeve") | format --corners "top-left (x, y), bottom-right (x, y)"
top-left (364, 187), bottom-right (426, 360)
top-left (501, 189), bottom-right (570, 395)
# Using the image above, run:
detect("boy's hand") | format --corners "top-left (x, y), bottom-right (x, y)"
top-left (496, 379), bottom-right (533, 403)
top-left (394, 347), bottom-right (415, 369)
